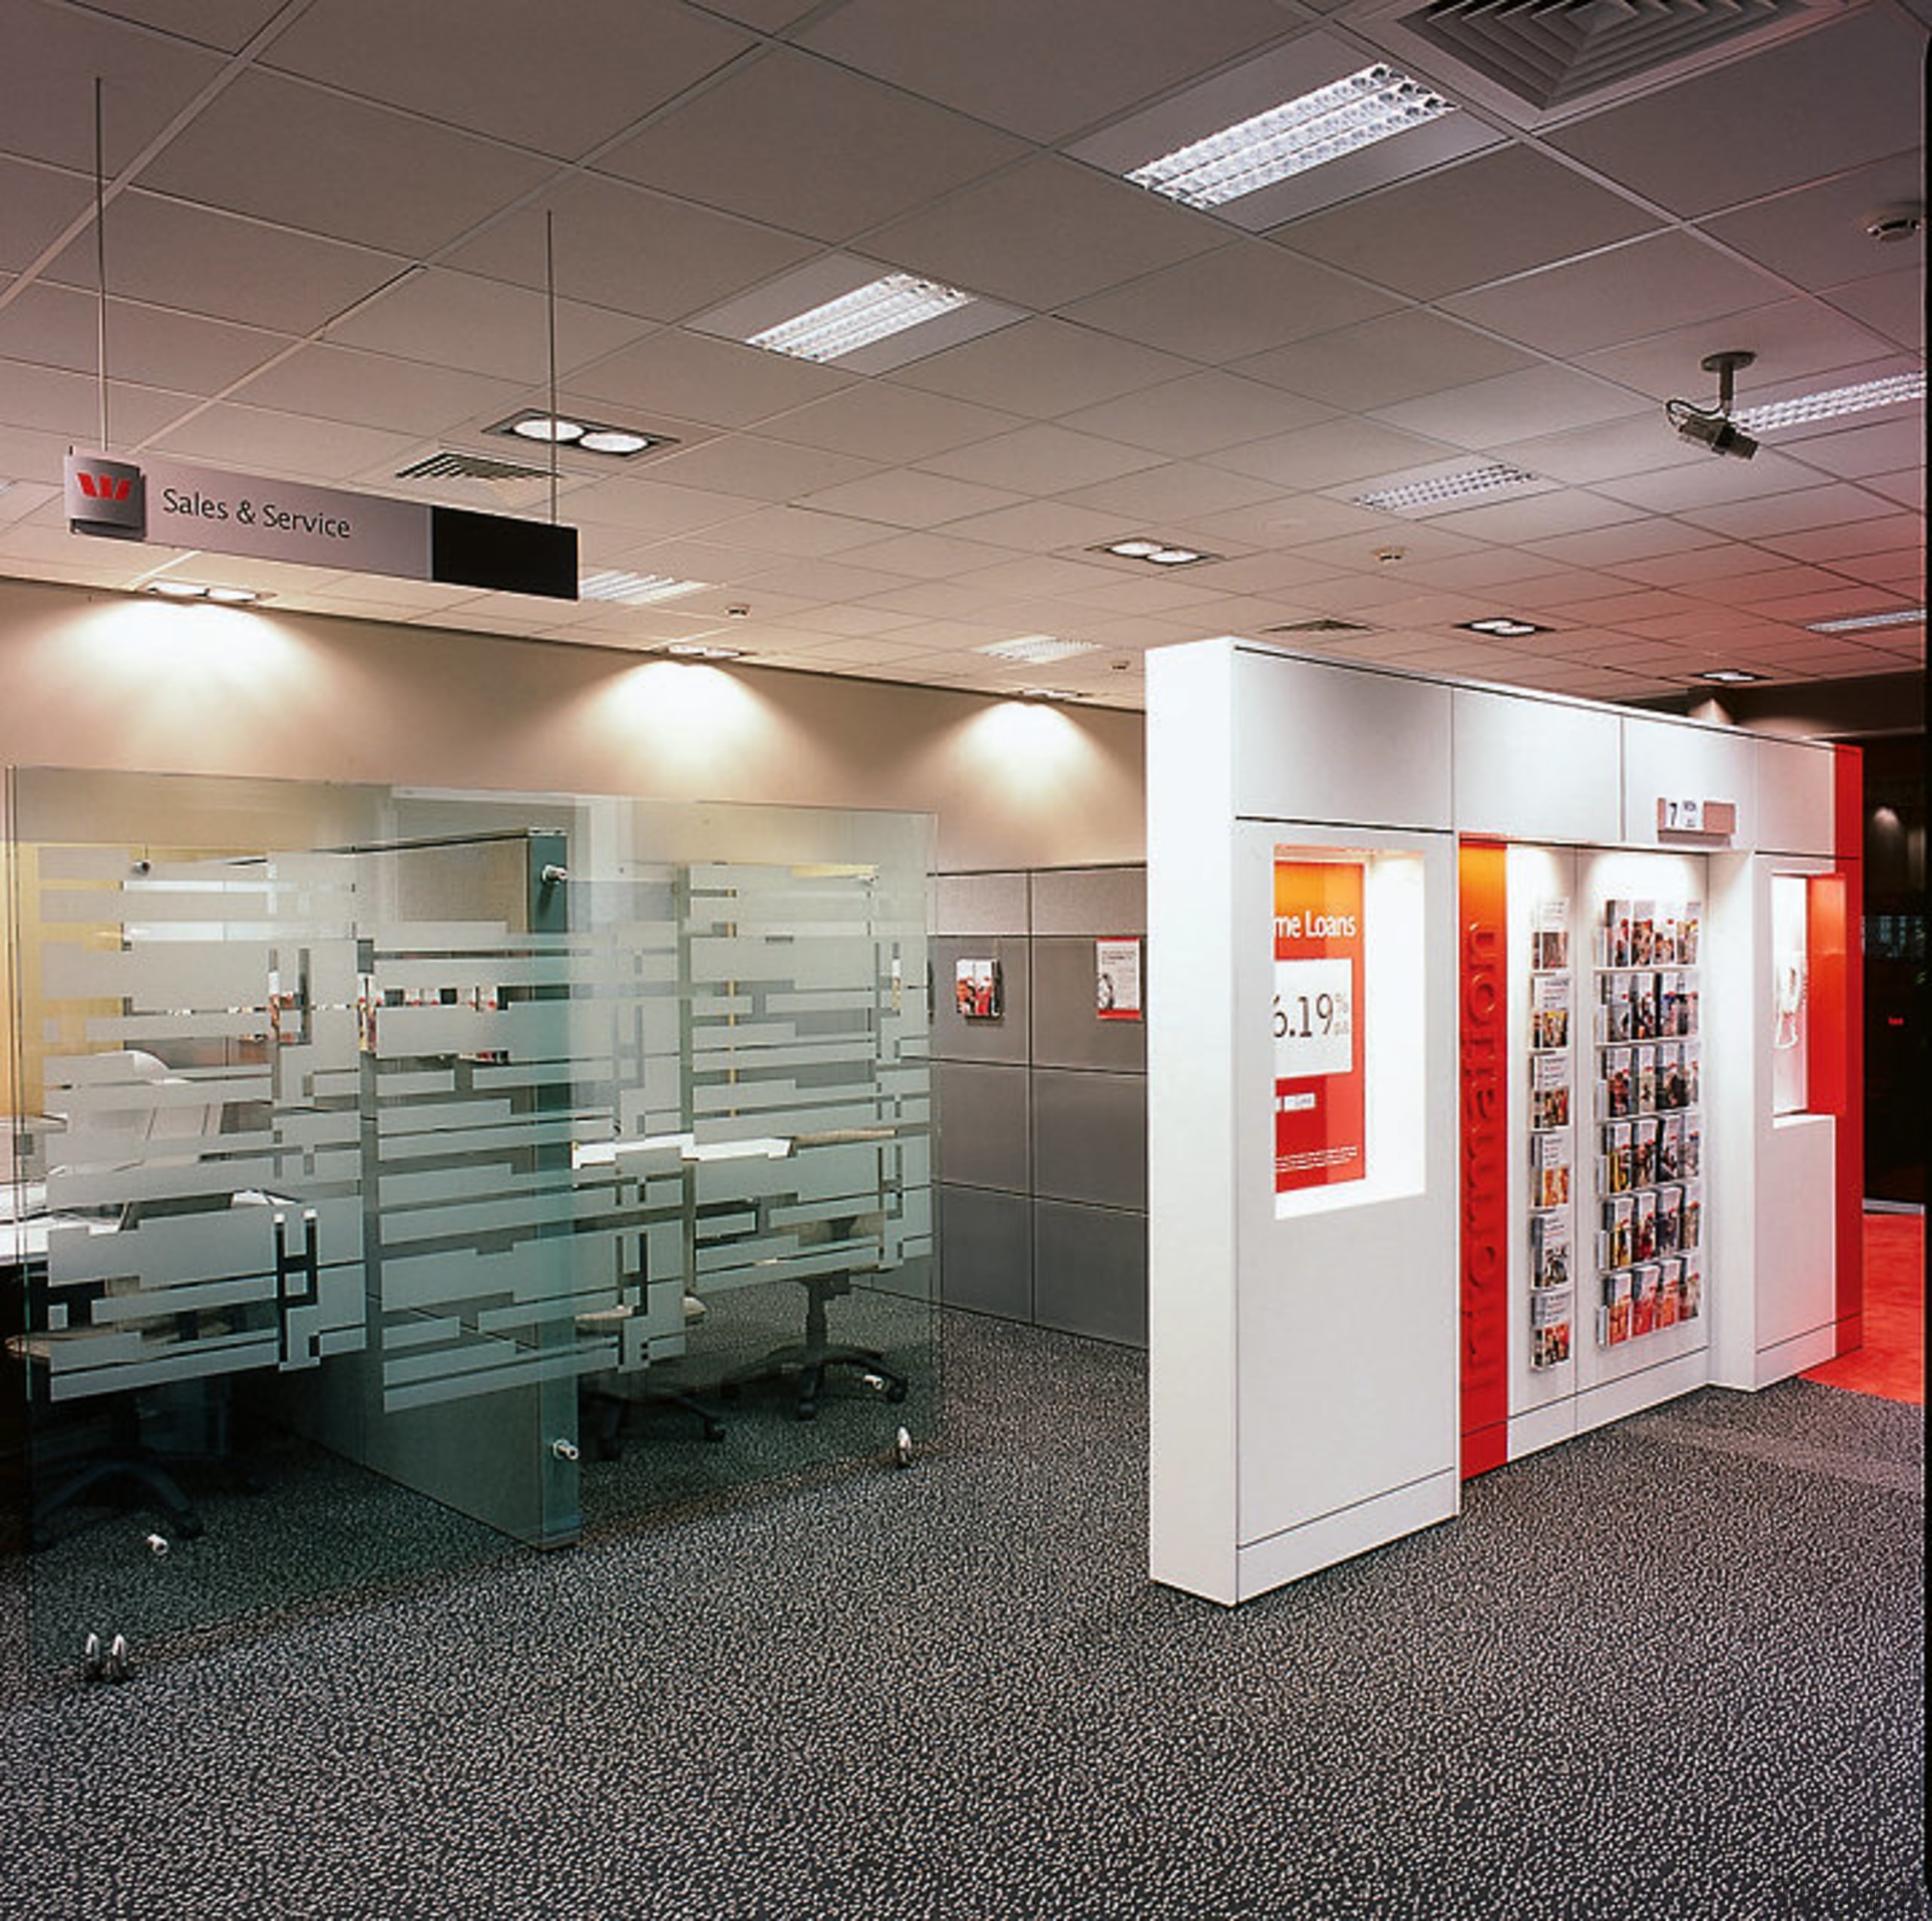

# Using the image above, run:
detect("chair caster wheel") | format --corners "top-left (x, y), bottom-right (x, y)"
top-left (893, 1427), bottom-right (914, 1469)
top-left (884, 1381), bottom-right (907, 1404)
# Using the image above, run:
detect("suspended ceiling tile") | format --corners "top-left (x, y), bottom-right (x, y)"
top-left (542, 472), bottom-right (752, 538)
top-left (729, 557), bottom-right (921, 605)
top-left (228, 342), bottom-right (526, 435)
top-left (1700, 155), bottom-right (1928, 290)
top-left (795, 467), bottom-right (1027, 530)
top-left (1862, 468), bottom-right (1923, 511)
top-left (1761, 515), bottom-right (1924, 564)
top-left (1613, 542), bottom-right (1803, 589)
top-left (1490, 414), bottom-right (1709, 487)
top-left (796, 0), bottom-right (1291, 144)
top-left (697, 0), bottom-right (821, 28)
top-left (0, 157), bottom-right (94, 274)
top-left (1373, 364), bottom-right (1648, 448)
top-left (1577, 298), bottom-right (1900, 403)
top-left (47, 192), bottom-right (407, 335)
top-left (1420, 490), bottom-right (1647, 546)
top-left (138, 72), bottom-right (555, 258)
top-left (0, 358), bottom-right (198, 444)
top-left (1675, 561), bottom-right (1863, 605)
top-left (1232, 309), bottom-right (1539, 411)
top-left (860, 156), bottom-right (1224, 312)
top-left (754, 383), bottom-right (1026, 465)
top-left (1381, 549), bottom-right (1576, 593)
top-left (918, 423), bottom-right (1164, 495)
top-left (641, 433), bottom-right (880, 503)
top-left (1057, 370), bottom-right (1332, 458)
top-left (322, 269), bottom-right (648, 389)
top-left (1441, 232), bottom-right (1786, 360)
top-left (441, 175), bottom-right (819, 327)
top-left (1058, 461), bottom-right (1284, 524)
top-left (695, 505), bottom-right (903, 558)
top-left (1198, 551), bottom-right (1372, 596)
top-left (924, 499), bottom-right (1130, 555)
top-left (0, 5), bottom-right (226, 171)
top-left (0, 282), bottom-right (291, 393)
top-left (1208, 417), bottom-right (1456, 490)
top-left (1775, 417), bottom-right (1927, 482)
top-left (956, 553), bottom-right (1125, 598)
top-left (1524, 520), bottom-right (1727, 569)
top-left (832, 529), bottom-right (1016, 579)
top-left (1060, 240), bottom-right (1399, 364)
top-left (264, 0), bottom-right (756, 160)
top-left (595, 48), bottom-right (1026, 243)
top-left (1545, 9), bottom-right (1926, 221)
top-left (566, 326), bottom-right (854, 429)
top-left (1274, 146), bottom-right (1660, 303)
top-left (1678, 482), bottom-right (1904, 542)
top-left (1820, 269), bottom-right (1926, 351)
top-left (148, 399), bottom-right (423, 480)
top-left (1592, 447), bottom-right (1844, 515)
top-left (894, 318), bottom-right (1195, 417)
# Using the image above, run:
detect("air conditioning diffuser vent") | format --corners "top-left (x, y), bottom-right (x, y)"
top-left (1408, 0), bottom-right (1812, 111)
top-left (397, 451), bottom-right (552, 484)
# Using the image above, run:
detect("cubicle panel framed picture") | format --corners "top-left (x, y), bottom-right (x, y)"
top-left (1272, 853), bottom-right (1366, 1198)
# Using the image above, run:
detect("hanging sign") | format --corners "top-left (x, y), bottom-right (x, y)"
top-left (65, 449), bottom-right (577, 599)
top-left (1272, 856), bottom-right (1366, 1195)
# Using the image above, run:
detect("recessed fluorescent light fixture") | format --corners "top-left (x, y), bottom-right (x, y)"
top-left (1803, 607), bottom-right (1924, 633)
top-left (1697, 669), bottom-right (1766, 684)
top-left (145, 580), bottom-right (267, 604)
top-left (746, 273), bottom-right (974, 364)
top-left (977, 635), bottom-right (1104, 665)
top-left (1124, 65), bottom-right (1454, 209)
top-left (488, 412), bottom-right (674, 458)
top-left (1459, 616), bottom-right (1548, 638)
top-left (1734, 372), bottom-right (1925, 433)
top-left (579, 570), bottom-right (710, 606)
top-left (1094, 537), bottom-right (1219, 567)
top-left (1356, 464), bottom-right (1539, 512)
top-left (1014, 687), bottom-right (1083, 702)
top-left (662, 641), bottom-right (743, 661)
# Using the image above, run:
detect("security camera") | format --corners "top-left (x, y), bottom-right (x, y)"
top-left (1665, 348), bottom-right (1758, 460)
top-left (1673, 409), bottom-right (1759, 460)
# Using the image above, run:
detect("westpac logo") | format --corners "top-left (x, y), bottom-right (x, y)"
top-left (65, 450), bottom-right (146, 539)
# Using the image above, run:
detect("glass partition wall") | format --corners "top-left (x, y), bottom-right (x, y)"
top-left (2, 768), bottom-right (934, 1675)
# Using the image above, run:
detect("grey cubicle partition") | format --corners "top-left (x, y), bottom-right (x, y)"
top-left (934, 867), bottom-right (1147, 1347)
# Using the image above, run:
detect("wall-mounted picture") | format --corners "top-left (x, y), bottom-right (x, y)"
top-left (955, 957), bottom-right (1002, 1020)
top-left (1095, 937), bottom-right (1143, 1022)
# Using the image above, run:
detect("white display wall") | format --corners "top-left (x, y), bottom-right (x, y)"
top-left (1147, 638), bottom-right (1850, 1606)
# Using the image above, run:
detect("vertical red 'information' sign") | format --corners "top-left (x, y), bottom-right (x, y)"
top-left (1272, 858), bottom-right (1366, 1195)
top-left (1459, 841), bottom-right (1510, 1477)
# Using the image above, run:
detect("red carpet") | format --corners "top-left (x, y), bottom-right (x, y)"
top-left (1803, 1212), bottom-right (1924, 1405)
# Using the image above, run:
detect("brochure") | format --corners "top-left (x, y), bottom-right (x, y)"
top-left (1599, 977), bottom-right (1634, 1043)
top-left (1657, 1256), bottom-right (1683, 1327)
top-left (1531, 973), bottom-right (1572, 1050)
top-left (1604, 1194), bottom-right (1634, 1270)
top-left (1680, 902), bottom-right (1702, 965)
top-left (1531, 1285), bottom-right (1573, 1369)
top-left (1604, 1120), bottom-right (1633, 1194)
top-left (1634, 1115), bottom-right (1660, 1188)
top-left (1533, 1130), bottom-right (1572, 1209)
top-left (1531, 1053), bottom-right (1571, 1130)
top-left (1632, 1262), bottom-right (1661, 1336)
top-left (1533, 899), bottom-right (1571, 972)
top-left (1683, 1182), bottom-right (1703, 1249)
top-left (1606, 899), bottom-right (1632, 970)
top-left (1634, 1188), bottom-right (1658, 1262)
top-left (1682, 1253), bottom-right (1703, 1319)
top-left (1633, 971), bottom-right (1659, 1040)
top-left (1682, 1114), bottom-right (1702, 1178)
top-left (1654, 908), bottom-right (1678, 967)
top-left (1603, 1269), bottom-right (1633, 1345)
top-left (1657, 1114), bottom-right (1683, 1182)
top-left (1532, 1210), bottom-right (1573, 1290)
top-left (1635, 1043), bottom-right (1657, 1114)
top-left (1602, 1047), bottom-right (1632, 1119)
top-left (1094, 937), bottom-right (1143, 1022)
top-left (1657, 1183), bottom-right (1683, 1256)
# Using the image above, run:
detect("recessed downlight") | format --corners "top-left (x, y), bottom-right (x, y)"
top-left (1459, 616), bottom-right (1548, 638)
top-left (1094, 537), bottom-right (1218, 568)
top-left (487, 412), bottom-right (675, 459)
top-left (145, 580), bottom-right (267, 604)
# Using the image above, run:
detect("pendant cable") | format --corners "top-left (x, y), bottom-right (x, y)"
top-left (94, 75), bottom-right (109, 452)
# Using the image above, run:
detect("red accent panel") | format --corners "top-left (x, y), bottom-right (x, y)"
top-left (1830, 745), bottom-right (1865, 1353)
top-left (1459, 841), bottom-right (1510, 1478)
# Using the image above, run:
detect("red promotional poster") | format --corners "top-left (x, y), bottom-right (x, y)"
top-left (1273, 857), bottom-right (1366, 1195)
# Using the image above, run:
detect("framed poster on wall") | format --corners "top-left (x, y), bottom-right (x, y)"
top-left (1272, 856), bottom-right (1366, 1196)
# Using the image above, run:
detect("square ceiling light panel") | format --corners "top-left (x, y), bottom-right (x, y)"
top-left (1069, 33), bottom-right (1502, 232)
top-left (688, 254), bottom-right (1024, 376)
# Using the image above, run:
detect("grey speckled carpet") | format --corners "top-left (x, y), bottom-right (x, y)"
top-left (0, 1313), bottom-right (1922, 1921)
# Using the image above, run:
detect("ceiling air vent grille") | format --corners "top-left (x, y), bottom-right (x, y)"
top-left (397, 451), bottom-right (552, 484)
top-left (1407, 0), bottom-right (1812, 111)
top-left (1266, 617), bottom-right (1377, 635)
